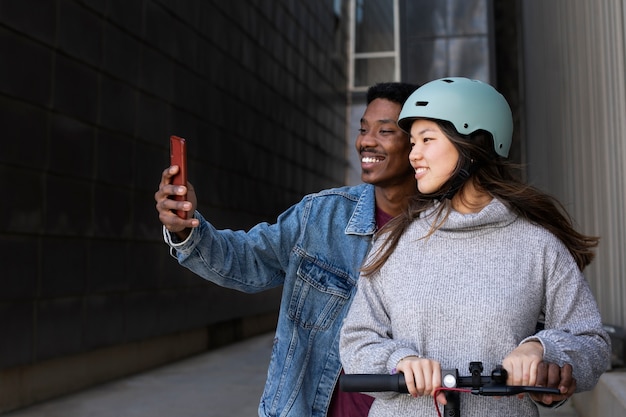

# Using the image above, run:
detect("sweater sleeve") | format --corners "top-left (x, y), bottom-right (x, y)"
top-left (522, 253), bottom-right (611, 392)
top-left (339, 271), bottom-right (420, 398)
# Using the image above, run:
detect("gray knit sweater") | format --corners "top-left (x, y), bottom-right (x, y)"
top-left (339, 198), bottom-right (611, 417)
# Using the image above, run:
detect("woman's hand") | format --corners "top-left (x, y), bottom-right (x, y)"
top-left (395, 356), bottom-right (446, 404)
top-left (502, 341), bottom-right (544, 398)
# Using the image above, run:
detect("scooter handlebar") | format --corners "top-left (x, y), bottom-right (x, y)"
top-left (340, 374), bottom-right (408, 393)
top-left (340, 373), bottom-right (560, 396)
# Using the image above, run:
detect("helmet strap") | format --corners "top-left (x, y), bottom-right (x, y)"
top-left (438, 158), bottom-right (475, 201)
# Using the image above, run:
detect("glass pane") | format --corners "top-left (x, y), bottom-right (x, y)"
top-left (355, 0), bottom-right (394, 53)
top-left (448, 37), bottom-right (490, 82)
top-left (354, 57), bottom-right (395, 88)
top-left (449, 0), bottom-right (488, 35)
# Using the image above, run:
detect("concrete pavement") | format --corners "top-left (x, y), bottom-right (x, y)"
top-left (3, 333), bottom-right (273, 417)
top-left (3, 331), bottom-right (579, 417)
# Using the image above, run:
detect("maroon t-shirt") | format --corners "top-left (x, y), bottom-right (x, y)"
top-left (327, 207), bottom-right (393, 417)
top-left (327, 369), bottom-right (375, 416)
top-left (374, 207), bottom-right (394, 229)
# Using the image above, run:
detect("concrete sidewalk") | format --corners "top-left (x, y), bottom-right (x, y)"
top-left (3, 333), bottom-right (273, 417)
top-left (3, 331), bottom-right (579, 417)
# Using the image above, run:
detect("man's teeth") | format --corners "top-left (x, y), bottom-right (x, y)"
top-left (362, 157), bottom-right (382, 163)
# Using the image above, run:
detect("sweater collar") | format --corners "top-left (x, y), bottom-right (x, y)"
top-left (423, 197), bottom-right (518, 232)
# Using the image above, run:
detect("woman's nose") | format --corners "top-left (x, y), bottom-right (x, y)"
top-left (409, 146), bottom-right (422, 163)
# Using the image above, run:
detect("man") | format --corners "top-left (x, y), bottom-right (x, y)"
top-left (154, 82), bottom-right (574, 416)
top-left (155, 82), bottom-right (417, 417)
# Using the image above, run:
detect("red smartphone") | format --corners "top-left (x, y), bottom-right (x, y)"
top-left (169, 135), bottom-right (188, 219)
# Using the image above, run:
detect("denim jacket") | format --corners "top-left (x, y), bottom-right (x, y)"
top-left (163, 183), bottom-right (377, 417)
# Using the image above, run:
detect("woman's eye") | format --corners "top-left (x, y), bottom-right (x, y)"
top-left (358, 128), bottom-right (367, 134)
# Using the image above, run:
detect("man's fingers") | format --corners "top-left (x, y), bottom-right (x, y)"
top-left (160, 165), bottom-right (177, 185)
top-left (535, 361), bottom-right (548, 386)
top-left (531, 362), bottom-right (577, 404)
top-left (167, 165), bottom-right (179, 176)
top-left (546, 362), bottom-right (561, 387)
top-left (560, 364), bottom-right (575, 395)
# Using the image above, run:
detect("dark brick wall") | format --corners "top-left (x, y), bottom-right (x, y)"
top-left (0, 0), bottom-right (348, 369)
top-left (493, 0), bottom-right (523, 166)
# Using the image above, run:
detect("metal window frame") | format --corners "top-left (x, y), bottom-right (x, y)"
top-left (348, 0), bottom-right (401, 91)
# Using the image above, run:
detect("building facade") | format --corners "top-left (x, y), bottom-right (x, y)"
top-left (0, 0), bottom-right (623, 414)
top-left (0, 0), bottom-right (350, 412)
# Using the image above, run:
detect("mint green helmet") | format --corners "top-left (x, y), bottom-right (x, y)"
top-left (398, 77), bottom-right (513, 157)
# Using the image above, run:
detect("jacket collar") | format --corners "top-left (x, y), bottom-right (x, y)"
top-left (345, 184), bottom-right (377, 236)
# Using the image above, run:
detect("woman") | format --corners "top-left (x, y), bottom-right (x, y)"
top-left (339, 77), bottom-right (611, 417)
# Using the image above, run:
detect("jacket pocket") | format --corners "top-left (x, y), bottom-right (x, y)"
top-left (288, 257), bottom-right (352, 330)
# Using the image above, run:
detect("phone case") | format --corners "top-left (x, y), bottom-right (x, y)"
top-left (170, 135), bottom-right (188, 219)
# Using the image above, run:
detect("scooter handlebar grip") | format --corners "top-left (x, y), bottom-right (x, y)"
top-left (340, 374), bottom-right (408, 393)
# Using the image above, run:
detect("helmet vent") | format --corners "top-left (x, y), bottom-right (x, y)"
top-left (415, 101), bottom-right (428, 107)
top-left (464, 123), bottom-right (469, 128)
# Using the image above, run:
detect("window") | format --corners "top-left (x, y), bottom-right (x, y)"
top-left (350, 0), bottom-right (400, 91)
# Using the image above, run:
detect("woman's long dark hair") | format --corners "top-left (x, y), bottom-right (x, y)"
top-left (362, 120), bottom-right (599, 275)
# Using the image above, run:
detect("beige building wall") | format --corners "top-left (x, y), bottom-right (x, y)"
top-left (520, 1), bottom-right (626, 415)
top-left (521, 0), bottom-right (625, 327)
